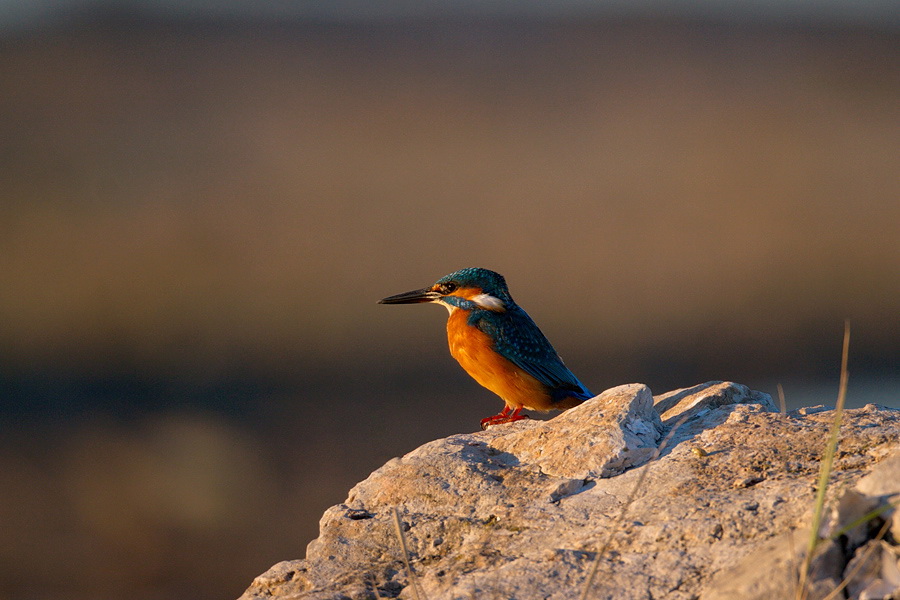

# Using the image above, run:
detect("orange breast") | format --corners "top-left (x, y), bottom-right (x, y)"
top-left (446, 309), bottom-right (552, 411)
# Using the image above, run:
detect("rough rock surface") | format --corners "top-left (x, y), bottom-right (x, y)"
top-left (240, 381), bottom-right (900, 600)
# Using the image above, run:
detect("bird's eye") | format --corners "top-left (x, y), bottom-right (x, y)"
top-left (441, 282), bottom-right (458, 294)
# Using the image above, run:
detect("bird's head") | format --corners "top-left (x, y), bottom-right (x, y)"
top-left (378, 268), bottom-right (512, 313)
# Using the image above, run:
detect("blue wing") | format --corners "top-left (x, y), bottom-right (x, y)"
top-left (470, 307), bottom-right (593, 401)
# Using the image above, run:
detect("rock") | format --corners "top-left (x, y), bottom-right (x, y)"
top-left (846, 541), bottom-right (900, 600)
top-left (856, 451), bottom-right (900, 497)
top-left (701, 526), bottom-right (846, 600)
top-left (829, 489), bottom-right (882, 548)
top-left (239, 382), bottom-right (900, 600)
top-left (489, 383), bottom-right (663, 479)
top-left (845, 540), bottom-right (884, 599)
top-left (891, 495), bottom-right (900, 545)
top-left (654, 381), bottom-right (777, 423)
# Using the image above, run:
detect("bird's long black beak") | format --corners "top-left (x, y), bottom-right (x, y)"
top-left (378, 287), bottom-right (440, 304)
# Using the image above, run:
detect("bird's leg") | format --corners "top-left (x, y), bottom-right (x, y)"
top-left (480, 405), bottom-right (530, 430)
top-left (480, 406), bottom-right (509, 429)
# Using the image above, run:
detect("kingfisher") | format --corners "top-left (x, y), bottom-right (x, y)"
top-left (378, 268), bottom-right (593, 429)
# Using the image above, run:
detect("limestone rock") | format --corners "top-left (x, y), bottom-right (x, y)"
top-left (654, 380), bottom-right (777, 423)
top-left (239, 382), bottom-right (900, 600)
top-left (857, 451), bottom-right (900, 497)
top-left (489, 383), bottom-right (663, 479)
top-left (701, 527), bottom-right (844, 600)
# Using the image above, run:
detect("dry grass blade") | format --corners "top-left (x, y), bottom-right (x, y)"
top-left (821, 518), bottom-right (892, 600)
top-left (828, 500), bottom-right (898, 541)
top-left (392, 507), bottom-right (425, 600)
top-left (777, 383), bottom-right (787, 413)
top-left (578, 413), bottom-right (690, 600)
top-left (796, 320), bottom-right (851, 600)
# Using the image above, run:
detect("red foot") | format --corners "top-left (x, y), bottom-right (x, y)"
top-left (480, 406), bottom-right (530, 430)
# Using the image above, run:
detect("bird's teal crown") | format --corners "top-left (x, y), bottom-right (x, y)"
top-left (436, 268), bottom-right (514, 304)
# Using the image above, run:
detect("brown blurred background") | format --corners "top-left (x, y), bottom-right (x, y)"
top-left (0, 2), bottom-right (898, 599)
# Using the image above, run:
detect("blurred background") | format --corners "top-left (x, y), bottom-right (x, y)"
top-left (0, 1), bottom-right (898, 598)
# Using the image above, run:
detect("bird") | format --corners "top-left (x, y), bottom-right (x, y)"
top-left (378, 268), bottom-right (593, 429)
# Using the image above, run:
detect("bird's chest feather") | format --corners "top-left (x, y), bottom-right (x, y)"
top-left (446, 309), bottom-right (497, 372)
top-left (445, 309), bottom-right (549, 408)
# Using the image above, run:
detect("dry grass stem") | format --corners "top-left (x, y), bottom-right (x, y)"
top-left (821, 518), bottom-right (892, 600)
top-left (392, 508), bottom-right (425, 600)
top-left (796, 320), bottom-right (851, 600)
top-left (828, 500), bottom-right (898, 542)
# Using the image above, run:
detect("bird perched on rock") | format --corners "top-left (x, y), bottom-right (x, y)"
top-left (379, 268), bottom-right (593, 429)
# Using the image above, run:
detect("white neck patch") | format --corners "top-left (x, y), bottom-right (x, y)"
top-left (471, 293), bottom-right (506, 312)
top-left (434, 298), bottom-right (457, 314)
